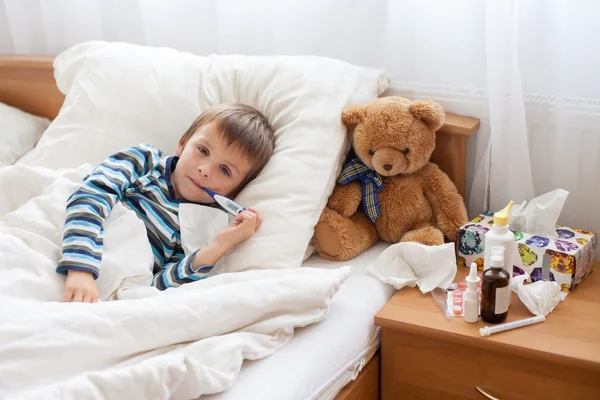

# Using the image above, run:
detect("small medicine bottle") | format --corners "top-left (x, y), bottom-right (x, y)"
top-left (481, 247), bottom-right (510, 323)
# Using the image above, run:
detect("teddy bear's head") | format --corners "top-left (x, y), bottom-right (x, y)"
top-left (342, 96), bottom-right (444, 176)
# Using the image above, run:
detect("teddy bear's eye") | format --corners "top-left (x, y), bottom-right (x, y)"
top-left (369, 149), bottom-right (375, 155)
top-left (401, 148), bottom-right (410, 154)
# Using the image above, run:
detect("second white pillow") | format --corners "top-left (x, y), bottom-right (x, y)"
top-left (0, 102), bottom-right (50, 165)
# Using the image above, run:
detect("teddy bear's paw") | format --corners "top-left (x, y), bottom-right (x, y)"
top-left (435, 203), bottom-right (468, 239)
top-left (438, 218), bottom-right (466, 242)
top-left (313, 221), bottom-right (343, 258)
top-left (327, 181), bottom-right (362, 218)
top-left (313, 208), bottom-right (378, 261)
top-left (401, 226), bottom-right (445, 246)
top-left (327, 199), bottom-right (353, 218)
top-left (444, 229), bottom-right (459, 242)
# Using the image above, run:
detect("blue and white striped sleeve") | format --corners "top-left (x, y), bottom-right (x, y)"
top-left (57, 145), bottom-right (161, 279)
top-left (152, 246), bottom-right (214, 290)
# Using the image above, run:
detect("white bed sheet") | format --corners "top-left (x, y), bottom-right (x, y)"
top-left (205, 242), bottom-right (395, 400)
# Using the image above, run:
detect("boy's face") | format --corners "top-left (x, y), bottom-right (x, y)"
top-left (172, 122), bottom-right (253, 203)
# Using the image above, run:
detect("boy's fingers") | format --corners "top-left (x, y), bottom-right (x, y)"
top-left (62, 289), bottom-right (74, 302)
top-left (73, 291), bottom-right (84, 303)
top-left (83, 295), bottom-right (92, 303)
top-left (239, 211), bottom-right (254, 222)
top-left (256, 213), bottom-right (262, 228)
top-left (248, 208), bottom-right (262, 227)
top-left (91, 297), bottom-right (99, 303)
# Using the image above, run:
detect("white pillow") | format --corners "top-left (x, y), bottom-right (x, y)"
top-left (0, 102), bottom-right (50, 165)
top-left (19, 41), bottom-right (389, 273)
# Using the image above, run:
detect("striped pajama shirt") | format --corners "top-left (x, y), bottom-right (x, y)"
top-left (56, 144), bottom-right (214, 290)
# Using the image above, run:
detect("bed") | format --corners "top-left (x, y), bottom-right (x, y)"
top-left (0, 55), bottom-right (479, 399)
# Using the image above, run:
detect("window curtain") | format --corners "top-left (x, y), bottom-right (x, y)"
top-left (1, 0), bottom-right (598, 257)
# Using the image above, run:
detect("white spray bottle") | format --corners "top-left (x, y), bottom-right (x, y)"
top-left (484, 201), bottom-right (516, 306)
top-left (463, 261), bottom-right (480, 323)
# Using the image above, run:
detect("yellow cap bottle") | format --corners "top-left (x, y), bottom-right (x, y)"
top-left (493, 201), bottom-right (515, 227)
top-left (485, 200), bottom-right (516, 308)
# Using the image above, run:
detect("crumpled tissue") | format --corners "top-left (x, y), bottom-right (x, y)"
top-left (367, 242), bottom-right (456, 293)
top-left (511, 273), bottom-right (562, 316)
top-left (509, 188), bottom-right (569, 239)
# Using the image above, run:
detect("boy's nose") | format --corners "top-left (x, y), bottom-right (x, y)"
top-left (198, 165), bottom-right (210, 179)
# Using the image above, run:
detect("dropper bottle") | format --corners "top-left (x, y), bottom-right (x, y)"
top-left (463, 261), bottom-right (480, 323)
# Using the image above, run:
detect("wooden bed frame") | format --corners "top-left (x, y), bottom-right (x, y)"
top-left (0, 55), bottom-right (479, 400)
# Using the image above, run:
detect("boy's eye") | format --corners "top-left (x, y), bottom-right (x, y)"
top-left (220, 166), bottom-right (231, 177)
top-left (198, 147), bottom-right (208, 155)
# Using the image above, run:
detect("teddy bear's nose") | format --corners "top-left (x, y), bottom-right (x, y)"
top-left (383, 164), bottom-right (393, 171)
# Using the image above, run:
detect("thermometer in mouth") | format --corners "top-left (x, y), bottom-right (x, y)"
top-left (201, 187), bottom-right (247, 217)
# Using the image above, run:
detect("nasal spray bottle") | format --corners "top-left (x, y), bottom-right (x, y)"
top-left (484, 201), bottom-right (515, 306)
top-left (463, 261), bottom-right (480, 323)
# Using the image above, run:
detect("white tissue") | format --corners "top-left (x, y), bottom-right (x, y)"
top-left (511, 273), bottom-right (562, 316)
top-left (367, 242), bottom-right (457, 293)
top-left (509, 189), bottom-right (569, 238)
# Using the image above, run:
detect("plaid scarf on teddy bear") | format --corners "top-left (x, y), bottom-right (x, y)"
top-left (337, 157), bottom-right (384, 222)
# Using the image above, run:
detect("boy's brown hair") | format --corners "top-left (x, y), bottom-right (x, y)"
top-left (179, 103), bottom-right (275, 193)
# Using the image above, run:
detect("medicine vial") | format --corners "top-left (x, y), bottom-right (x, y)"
top-left (481, 246), bottom-right (510, 324)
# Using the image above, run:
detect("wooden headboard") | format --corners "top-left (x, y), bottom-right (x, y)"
top-left (0, 56), bottom-right (64, 120)
top-left (0, 55), bottom-right (479, 197)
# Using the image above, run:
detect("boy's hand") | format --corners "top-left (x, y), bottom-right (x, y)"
top-left (216, 207), bottom-right (262, 249)
top-left (63, 270), bottom-right (99, 303)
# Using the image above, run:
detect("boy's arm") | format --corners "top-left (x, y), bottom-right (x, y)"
top-left (152, 241), bottom-right (229, 290)
top-left (57, 145), bottom-right (161, 279)
top-left (153, 208), bottom-right (262, 290)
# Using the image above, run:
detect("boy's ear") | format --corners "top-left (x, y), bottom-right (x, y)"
top-left (408, 100), bottom-right (445, 131)
top-left (176, 138), bottom-right (186, 156)
top-left (342, 104), bottom-right (366, 129)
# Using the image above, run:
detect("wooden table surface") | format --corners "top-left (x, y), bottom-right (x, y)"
top-left (375, 262), bottom-right (600, 368)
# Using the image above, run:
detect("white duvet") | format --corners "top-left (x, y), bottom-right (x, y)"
top-left (0, 165), bottom-right (351, 399)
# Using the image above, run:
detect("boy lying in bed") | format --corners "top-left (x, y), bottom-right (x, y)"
top-left (57, 103), bottom-right (275, 302)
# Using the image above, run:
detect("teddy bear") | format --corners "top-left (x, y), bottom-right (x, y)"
top-left (312, 96), bottom-right (468, 261)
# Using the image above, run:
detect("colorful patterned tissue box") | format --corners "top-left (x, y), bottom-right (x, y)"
top-left (457, 211), bottom-right (598, 295)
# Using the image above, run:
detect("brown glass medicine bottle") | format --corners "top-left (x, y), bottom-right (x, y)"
top-left (481, 253), bottom-right (510, 323)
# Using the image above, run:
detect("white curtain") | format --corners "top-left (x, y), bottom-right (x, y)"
top-left (1, 0), bottom-right (599, 255)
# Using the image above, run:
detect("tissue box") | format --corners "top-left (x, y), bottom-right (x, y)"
top-left (457, 211), bottom-right (598, 295)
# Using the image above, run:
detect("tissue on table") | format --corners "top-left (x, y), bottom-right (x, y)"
top-left (457, 190), bottom-right (597, 297)
top-left (367, 242), bottom-right (456, 293)
top-left (511, 273), bottom-right (562, 315)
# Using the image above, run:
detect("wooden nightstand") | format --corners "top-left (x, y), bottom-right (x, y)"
top-left (375, 262), bottom-right (600, 400)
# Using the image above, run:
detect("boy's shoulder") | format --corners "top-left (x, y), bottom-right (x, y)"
top-left (121, 143), bottom-right (163, 158)
top-left (107, 144), bottom-right (166, 173)
top-left (111, 144), bottom-right (165, 163)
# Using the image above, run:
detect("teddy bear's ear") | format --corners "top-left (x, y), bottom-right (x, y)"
top-left (342, 104), bottom-right (366, 128)
top-left (408, 100), bottom-right (445, 131)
